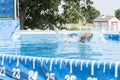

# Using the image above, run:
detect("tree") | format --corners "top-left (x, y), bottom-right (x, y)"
top-left (19, 0), bottom-right (30, 30)
top-left (115, 8), bottom-right (120, 20)
top-left (62, 0), bottom-right (81, 23)
top-left (19, 0), bottom-right (98, 30)
top-left (81, 6), bottom-right (100, 23)
top-left (62, 0), bottom-right (98, 24)
top-left (19, 0), bottom-right (61, 30)
top-left (79, 0), bottom-right (100, 24)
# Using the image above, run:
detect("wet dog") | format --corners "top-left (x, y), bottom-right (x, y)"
top-left (79, 31), bottom-right (93, 43)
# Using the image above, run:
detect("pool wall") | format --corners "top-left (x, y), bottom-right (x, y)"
top-left (104, 33), bottom-right (120, 41)
top-left (1, 28), bottom-right (120, 79)
top-left (0, 54), bottom-right (120, 80)
top-left (0, 20), bottom-right (20, 40)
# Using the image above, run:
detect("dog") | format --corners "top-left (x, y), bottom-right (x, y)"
top-left (79, 31), bottom-right (93, 43)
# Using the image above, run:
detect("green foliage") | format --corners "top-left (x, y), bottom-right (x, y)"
top-left (115, 8), bottom-right (120, 20)
top-left (67, 26), bottom-right (80, 30)
top-left (20, 0), bottom-right (61, 30)
top-left (81, 6), bottom-right (100, 23)
top-left (62, 0), bottom-right (81, 23)
top-left (19, 0), bottom-right (100, 30)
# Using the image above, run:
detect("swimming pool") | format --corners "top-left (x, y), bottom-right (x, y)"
top-left (20, 33), bottom-right (120, 61)
top-left (1, 32), bottom-right (120, 80)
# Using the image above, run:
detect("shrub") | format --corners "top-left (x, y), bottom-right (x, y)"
top-left (67, 26), bottom-right (80, 30)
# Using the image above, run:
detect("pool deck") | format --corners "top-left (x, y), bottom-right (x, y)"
top-left (21, 30), bottom-right (120, 34)
top-left (20, 30), bottom-right (80, 34)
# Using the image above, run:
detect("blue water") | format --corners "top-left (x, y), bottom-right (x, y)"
top-left (19, 33), bottom-right (120, 61)
top-left (1, 33), bottom-right (120, 61)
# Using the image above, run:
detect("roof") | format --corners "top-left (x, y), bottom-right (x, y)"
top-left (94, 15), bottom-right (114, 22)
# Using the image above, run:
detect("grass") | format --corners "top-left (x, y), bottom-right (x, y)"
top-left (0, 18), bottom-right (14, 20)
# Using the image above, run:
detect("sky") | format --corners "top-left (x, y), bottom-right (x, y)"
top-left (93, 0), bottom-right (120, 16)
top-left (59, 0), bottom-right (120, 16)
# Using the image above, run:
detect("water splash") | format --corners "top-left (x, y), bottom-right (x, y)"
top-left (91, 31), bottom-right (106, 44)
top-left (53, 26), bottom-right (80, 43)
top-left (53, 25), bottom-right (59, 35)
top-left (90, 31), bottom-right (107, 53)
top-left (53, 26), bottom-right (63, 42)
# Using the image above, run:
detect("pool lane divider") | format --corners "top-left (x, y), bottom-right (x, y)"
top-left (0, 54), bottom-right (120, 80)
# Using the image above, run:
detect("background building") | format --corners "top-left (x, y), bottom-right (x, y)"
top-left (93, 15), bottom-right (120, 32)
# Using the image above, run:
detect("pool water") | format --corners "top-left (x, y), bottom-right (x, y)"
top-left (0, 32), bottom-right (120, 61)
top-left (19, 33), bottom-right (120, 61)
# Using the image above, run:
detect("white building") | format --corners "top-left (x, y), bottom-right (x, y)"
top-left (93, 15), bottom-right (120, 32)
